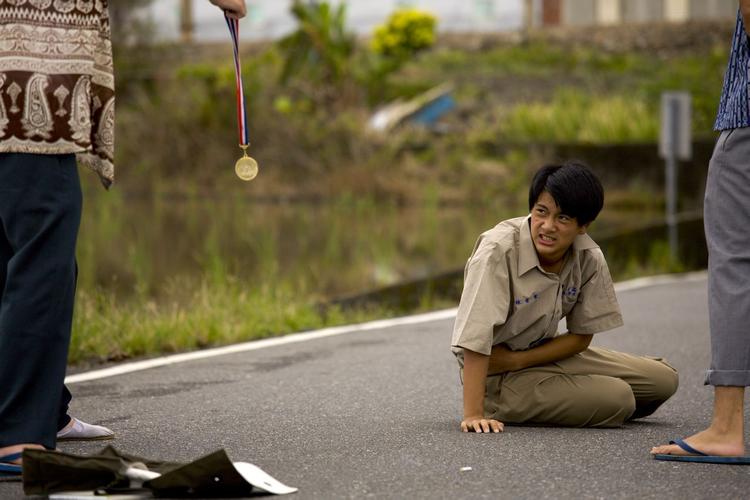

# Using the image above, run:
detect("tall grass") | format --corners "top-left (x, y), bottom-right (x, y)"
top-left (68, 207), bottom-right (686, 366)
top-left (69, 278), bottom-right (388, 365)
top-left (110, 37), bottom-right (726, 197)
top-left (70, 182), bottom-right (525, 365)
top-left (500, 88), bottom-right (659, 143)
top-left (612, 241), bottom-right (687, 281)
top-left (70, 185), bottom-right (668, 367)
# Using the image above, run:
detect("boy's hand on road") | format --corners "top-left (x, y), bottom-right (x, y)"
top-left (460, 416), bottom-right (504, 433)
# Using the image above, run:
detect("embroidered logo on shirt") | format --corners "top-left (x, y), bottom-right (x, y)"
top-left (515, 292), bottom-right (540, 306)
top-left (561, 286), bottom-right (578, 299)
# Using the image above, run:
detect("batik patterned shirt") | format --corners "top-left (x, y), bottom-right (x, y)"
top-left (714, 10), bottom-right (750, 131)
top-left (0, 0), bottom-right (115, 187)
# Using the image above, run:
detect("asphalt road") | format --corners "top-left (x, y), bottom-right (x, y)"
top-left (4, 273), bottom-right (750, 499)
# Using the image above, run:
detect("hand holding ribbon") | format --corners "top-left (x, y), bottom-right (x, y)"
top-left (210, 0), bottom-right (247, 19)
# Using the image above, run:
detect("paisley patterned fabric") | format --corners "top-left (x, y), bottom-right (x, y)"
top-left (0, 0), bottom-right (115, 187)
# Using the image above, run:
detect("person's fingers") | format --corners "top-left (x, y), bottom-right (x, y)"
top-left (460, 419), bottom-right (508, 434)
top-left (215, 0), bottom-right (247, 19)
top-left (231, 0), bottom-right (247, 17)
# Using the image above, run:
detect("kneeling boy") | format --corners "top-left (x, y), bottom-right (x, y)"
top-left (452, 162), bottom-right (678, 433)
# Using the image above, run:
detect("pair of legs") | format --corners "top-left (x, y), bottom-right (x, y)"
top-left (652, 127), bottom-right (750, 458)
top-left (0, 153), bottom-right (82, 462)
top-left (484, 347), bottom-right (678, 427)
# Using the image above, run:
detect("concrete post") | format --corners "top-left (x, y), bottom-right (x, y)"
top-left (664, 0), bottom-right (689, 22)
top-left (597, 0), bottom-right (621, 25)
top-left (659, 92), bottom-right (692, 260)
top-left (180, 0), bottom-right (193, 44)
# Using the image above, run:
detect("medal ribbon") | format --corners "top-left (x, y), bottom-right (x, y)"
top-left (225, 14), bottom-right (249, 147)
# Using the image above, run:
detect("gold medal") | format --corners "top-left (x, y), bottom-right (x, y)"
top-left (235, 145), bottom-right (258, 181)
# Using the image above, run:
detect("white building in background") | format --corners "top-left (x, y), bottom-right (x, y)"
top-left (146, 0), bottom-right (523, 42)
top-left (533, 0), bottom-right (737, 27)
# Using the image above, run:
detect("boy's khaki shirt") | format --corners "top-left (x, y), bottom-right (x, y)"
top-left (451, 216), bottom-right (623, 364)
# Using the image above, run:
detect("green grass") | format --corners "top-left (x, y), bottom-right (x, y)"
top-left (423, 42), bottom-right (579, 76)
top-left (613, 241), bottom-right (687, 281)
top-left (69, 277), bottom-right (411, 365)
top-left (499, 88), bottom-right (659, 143)
top-left (405, 42), bottom-right (724, 143)
top-left (69, 184), bottom-right (516, 366)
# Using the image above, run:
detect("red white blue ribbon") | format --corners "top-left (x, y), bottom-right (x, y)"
top-left (225, 14), bottom-right (249, 147)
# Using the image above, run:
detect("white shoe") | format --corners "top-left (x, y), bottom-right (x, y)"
top-left (56, 417), bottom-right (115, 442)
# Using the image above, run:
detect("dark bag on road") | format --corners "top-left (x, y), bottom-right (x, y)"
top-left (22, 446), bottom-right (296, 498)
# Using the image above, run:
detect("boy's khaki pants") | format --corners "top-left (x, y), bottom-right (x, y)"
top-left (483, 347), bottom-right (678, 428)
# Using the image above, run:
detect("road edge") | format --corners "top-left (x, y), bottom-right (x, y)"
top-left (66, 270), bottom-right (707, 384)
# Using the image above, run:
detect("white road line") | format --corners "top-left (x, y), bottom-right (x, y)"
top-left (613, 270), bottom-right (707, 292)
top-left (65, 271), bottom-right (707, 384)
top-left (65, 308), bottom-right (458, 384)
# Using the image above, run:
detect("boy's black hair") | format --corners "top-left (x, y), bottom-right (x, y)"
top-left (528, 161), bottom-right (604, 226)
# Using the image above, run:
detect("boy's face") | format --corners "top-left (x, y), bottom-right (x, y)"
top-left (530, 191), bottom-right (588, 271)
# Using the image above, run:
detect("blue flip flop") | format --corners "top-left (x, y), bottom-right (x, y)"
top-left (0, 452), bottom-right (23, 480)
top-left (653, 439), bottom-right (750, 464)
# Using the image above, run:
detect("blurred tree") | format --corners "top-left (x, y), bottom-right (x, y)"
top-left (108, 0), bottom-right (159, 99)
top-left (109, 0), bottom-right (155, 46)
top-left (277, 1), bottom-right (357, 105)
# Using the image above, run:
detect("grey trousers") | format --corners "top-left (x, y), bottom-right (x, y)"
top-left (704, 126), bottom-right (750, 386)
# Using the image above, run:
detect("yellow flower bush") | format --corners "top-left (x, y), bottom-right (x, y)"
top-left (372, 8), bottom-right (437, 60)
